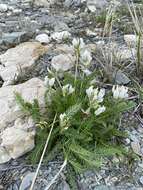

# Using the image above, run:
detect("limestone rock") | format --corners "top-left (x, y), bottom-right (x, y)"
top-left (51, 54), bottom-right (74, 71)
top-left (1, 124), bottom-right (35, 159)
top-left (0, 78), bottom-right (46, 163)
top-left (0, 42), bottom-right (47, 85)
top-left (35, 33), bottom-right (50, 43)
top-left (0, 78), bottom-right (46, 130)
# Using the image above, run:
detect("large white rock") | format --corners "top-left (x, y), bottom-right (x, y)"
top-left (0, 78), bottom-right (46, 163)
top-left (0, 78), bottom-right (46, 129)
top-left (51, 54), bottom-right (74, 71)
top-left (1, 120), bottom-right (35, 159)
top-left (0, 42), bottom-right (47, 85)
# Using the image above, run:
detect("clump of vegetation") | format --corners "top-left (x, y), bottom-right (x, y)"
top-left (128, 2), bottom-right (143, 76)
top-left (15, 38), bottom-right (135, 174)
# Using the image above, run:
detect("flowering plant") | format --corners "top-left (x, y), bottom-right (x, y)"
top-left (15, 38), bottom-right (135, 175)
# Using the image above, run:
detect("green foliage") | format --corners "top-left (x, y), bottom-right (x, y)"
top-left (15, 74), bottom-right (135, 174)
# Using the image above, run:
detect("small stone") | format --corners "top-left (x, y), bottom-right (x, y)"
top-left (87, 0), bottom-right (108, 12)
top-left (130, 134), bottom-right (139, 142)
top-left (12, 183), bottom-right (19, 190)
top-left (51, 31), bottom-right (71, 42)
top-left (57, 181), bottom-right (70, 190)
top-left (51, 54), bottom-right (74, 71)
top-left (64, 0), bottom-right (81, 7)
top-left (35, 33), bottom-right (50, 43)
top-left (114, 70), bottom-right (130, 85)
top-left (125, 138), bottom-right (131, 145)
top-left (12, 9), bottom-right (22, 14)
top-left (0, 4), bottom-right (8, 12)
top-left (19, 172), bottom-right (36, 190)
top-left (131, 141), bottom-right (142, 156)
top-left (54, 21), bottom-right (69, 32)
top-left (139, 176), bottom-right (143, 185)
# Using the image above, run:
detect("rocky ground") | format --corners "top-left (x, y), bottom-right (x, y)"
top-left (0, 0), bottom-right (143, 189)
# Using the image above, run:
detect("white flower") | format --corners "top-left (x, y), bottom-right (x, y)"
top-left (95, 106), bottom-right (106, 116)
top-left (82, 69), bottom-right (92, 76)
top-left (60, 113), bottom-right (67, 123)
top-left (62, 84), bottom-right (75, 96)
top-left (80, 49), bottom-right (92, 66)
top-left (86, 86), bottom-right (96, 99)
top-left (97, 88), bottom-right (105, 103)
top-left (86, 86), bottom-right (105, 103)
top-left (59, 113), bottom-right (69, 130)
top-left (44, 76), bottom-right (55, 87)
top-left (112, 85), bottom-right (128, 99)
top-left (51, 31), bottom-right (71, 41)
top-left (72, 38), bottom-right (85, 49)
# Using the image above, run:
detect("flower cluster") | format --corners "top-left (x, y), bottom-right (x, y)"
top-left (80, 49), bottom-right (92, 67)
top-left (72, 38), bottom-right (92, 75)
top-left (72, 38), bottom-right (85, 50)
top-left (51, 31), bottom-right (71, 42)
top-left (112, 85), bottom-right (128, 99)
top-left (86, 86), bottom-right (106, 116)
top-left (62, 84), bottom-right (75, 97)
top-left (59, 113), bottom-right (70, 130)
top-left (44, 76), bottom-right (55, 87)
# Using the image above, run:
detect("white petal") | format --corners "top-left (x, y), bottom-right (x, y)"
top-left (95, 106), bottom-right (106, 116)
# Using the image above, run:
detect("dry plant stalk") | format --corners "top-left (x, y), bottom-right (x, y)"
top-left (30, 114), bottom-right (57, 190)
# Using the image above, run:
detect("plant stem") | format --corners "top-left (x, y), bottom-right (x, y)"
top-left (74, 49), bottom-right (80, 85)
top-left (30, 114), bottom-right (57, 190)
top-left (137, 33), bottom-right (141, 76)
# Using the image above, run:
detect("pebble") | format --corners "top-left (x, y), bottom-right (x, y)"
top-left (19, 172), bottom-right (35, 190)
top-left (139, 176), bottom-right (143, 185)
top-left (0, 4), bottom-right (8, 12)
top-left (35, 33), bottom-right (50, 43)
